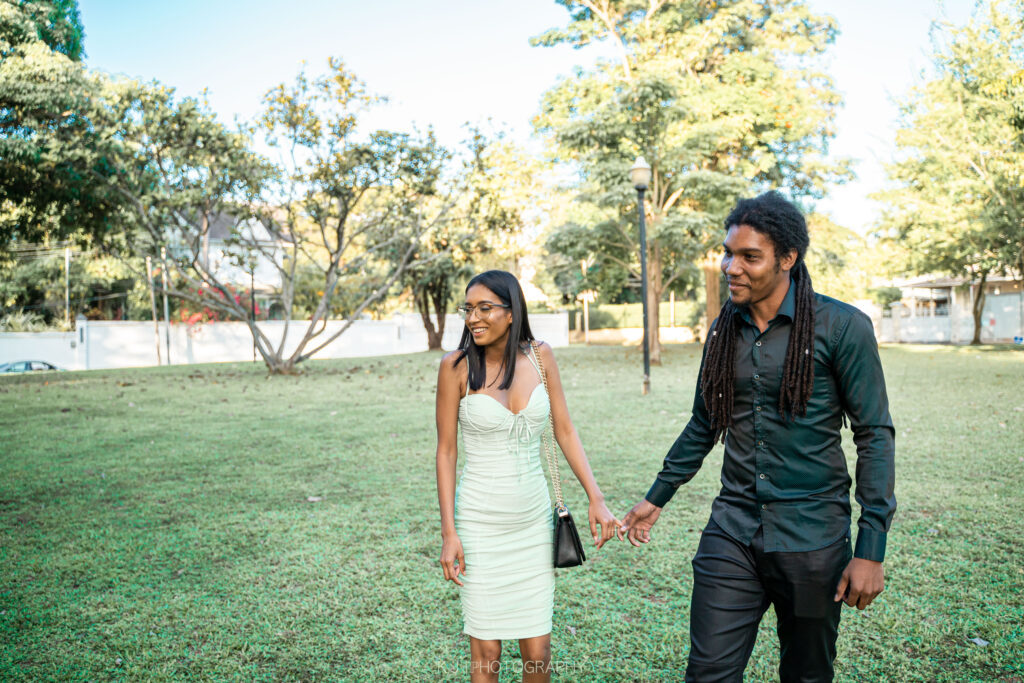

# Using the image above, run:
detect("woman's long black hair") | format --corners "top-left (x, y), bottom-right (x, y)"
top-left (700, 191), bottom-right (817, 442)
top-left (455, 270), bottom-right (534, 391)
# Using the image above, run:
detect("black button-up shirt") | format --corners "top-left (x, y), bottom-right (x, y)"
top-left (646, 282), bottom-right (896, 562)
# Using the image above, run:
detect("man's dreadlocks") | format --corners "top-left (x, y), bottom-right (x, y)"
top-left (700, 191), bottom-right (816, 443)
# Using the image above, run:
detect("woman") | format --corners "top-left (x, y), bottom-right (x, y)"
top-left (435, 270), bottom-right (620, 682)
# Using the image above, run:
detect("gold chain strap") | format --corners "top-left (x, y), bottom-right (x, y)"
top-left (530, 341), bottom-right (564, 509)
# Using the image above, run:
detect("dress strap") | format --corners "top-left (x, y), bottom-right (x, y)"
top-left (525, 342), bottom-right (544, 381)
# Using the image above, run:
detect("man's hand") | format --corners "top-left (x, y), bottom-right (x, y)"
top-left (834, 557), bottom-right (884, 609)
top-left (616, 499), bottom-right (662, 547)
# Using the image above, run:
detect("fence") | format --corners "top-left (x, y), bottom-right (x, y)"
top-left (870, 292), bottom-right (1024, 343)
top-left (0, 313), bottom-right (570, 371)
top-left (567, 301), bottom-right (703, 331)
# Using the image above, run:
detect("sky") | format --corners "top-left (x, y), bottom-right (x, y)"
top-left (77, 0), bottom-right (977, 235)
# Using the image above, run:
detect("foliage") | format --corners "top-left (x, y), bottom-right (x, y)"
top-left (83, 76), bottom-right (276, 327)
top-left (0, 308), bottom-right (46, 331)
top-left (88, 59), bottom-right (472, 373)
top-left (1, 345), bottom-right (1022, 680)
top-left (805, 213), bottom-right (869, 302)
top-left (0, 0), bottom-right (124, 248)
top-left (252, 59), bottom-right (473, 370)
top-left (399, 136), bottom-right (551, 350)
top-left (875, 0), bottom-right (1024, 343)
top-left (0, 247), bottom-right (142, 324)
top-left (534, 0), bottom-right (850, 360)
top-left (869, 286), bottom-right (903, 310)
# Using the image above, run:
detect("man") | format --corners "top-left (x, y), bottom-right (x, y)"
top-left (618, 191), bottom-right (896, 682)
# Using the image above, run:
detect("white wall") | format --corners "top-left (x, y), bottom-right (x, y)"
top-left (0, 312), bottom-right (570, 371)
top-left (871, 292), bottom-right (1023, 344)
top-left (0, 331), bottom-right (80, 368)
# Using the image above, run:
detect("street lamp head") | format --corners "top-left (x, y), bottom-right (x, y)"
top-left (630, 156), bottom-right (652, 190)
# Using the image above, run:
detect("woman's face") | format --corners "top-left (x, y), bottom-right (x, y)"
top-left (463, 284), bottom-right (513, 348)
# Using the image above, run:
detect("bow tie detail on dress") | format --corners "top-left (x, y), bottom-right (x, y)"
top-left (507, 412), bottom-right (534, 479)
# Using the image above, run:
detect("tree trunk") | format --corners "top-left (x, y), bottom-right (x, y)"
top-left (703, 251), bottom-right (722, 342)
top-left (971, 270), bottom-right (988, 345)
top-left (648, 242), bottom-right (663, 365)
top-left (416, 287), bottom-right (443, 351)
top-left (430, 282), bottom-right (448, 351)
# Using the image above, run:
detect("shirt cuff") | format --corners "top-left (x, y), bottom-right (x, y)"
top-left (645, 478), bottom-right (677, 508)
top-left (854, 528), bottom-right (887, 562)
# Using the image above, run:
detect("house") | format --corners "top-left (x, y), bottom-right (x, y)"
top-left (865, 274), bottom-right (1024, 343)
top-left (199, 212), bottom-right (290, 291)
top-left (174, 211), bottom-right (292, 318)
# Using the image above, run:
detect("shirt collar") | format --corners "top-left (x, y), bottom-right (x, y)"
top-left (737, 276), bottom-right (796, 326)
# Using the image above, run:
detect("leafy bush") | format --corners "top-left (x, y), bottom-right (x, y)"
top-left (0, 311), bottom-right (50, 332)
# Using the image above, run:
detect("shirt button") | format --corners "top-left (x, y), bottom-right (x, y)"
top-left (761, 504), bottom-right (768, 510)
top-left (756, 406), bottom-right (762, 412)
top-left (758, 440), bottom-right (764, 447)
top-left (756, 341), bottom-right (762, 347)
top-left (759, 473), bottom-right (766, 480)
top-left (754, 374), bottom-right (760, 380)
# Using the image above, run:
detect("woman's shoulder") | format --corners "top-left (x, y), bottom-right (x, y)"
top-left (439, 350), bottom-right (465, 372)
top-left (532, 339), bottom-right (554, 357)
top-left (524, 339), bottom-right (556, 367)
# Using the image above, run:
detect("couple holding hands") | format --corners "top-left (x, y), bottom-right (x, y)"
top-left (435, 192), bottom-right (896, 683)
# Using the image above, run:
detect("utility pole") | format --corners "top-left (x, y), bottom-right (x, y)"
top-left (251, 264), bottom-right (256, 363)
top-left (160, 247), bottom-right (171, 365)
top-left (580, 259), bottom-right (590, 345)
top-left (64, 247), bottom-right (70, 329)
top-left (145, 256), bottom-right (162, 365)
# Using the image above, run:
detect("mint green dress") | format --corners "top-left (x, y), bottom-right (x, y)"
top-left (454, 350), bottom-right (555, 640)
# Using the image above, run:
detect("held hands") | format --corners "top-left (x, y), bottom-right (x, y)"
top-left (439, 532), bottom-right (466, 587)
top-left (834, 557), bottom-right (884, 609)
top-left (588, 497), bottom-right (624, 549)
top-left (616, 499), bottom-right (662, 546)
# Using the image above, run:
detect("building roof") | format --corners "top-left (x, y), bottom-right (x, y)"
top-left (895, 274), bottom-right (1022, 289)
top-left (183, 210), bottom-right (291, 245)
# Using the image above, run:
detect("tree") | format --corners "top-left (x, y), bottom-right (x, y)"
top-left (401, 136), bottom-right (556, 350)
top-left (805, 213), bottom-right (868, 303)
top-left (534, 0), bottom-right (849, 360)
top-left (94, 61), bottom-right (473, 374)
top-left (0, 0), bottom-right (123, 248)
top-left (876, 0), bottom-right (1024, 344)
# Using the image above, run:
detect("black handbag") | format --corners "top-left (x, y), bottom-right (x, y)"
top-left (553, 503), bottom-right (586, 568)
top-left (531, 342), bottom-right (586, 568)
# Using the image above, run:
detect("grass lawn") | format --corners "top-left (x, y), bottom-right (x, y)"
top-left (1, 343), bottom-right (1022, 682)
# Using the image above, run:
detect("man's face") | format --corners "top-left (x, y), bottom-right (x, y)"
top-left (721, 224), bottom-right (796, 307)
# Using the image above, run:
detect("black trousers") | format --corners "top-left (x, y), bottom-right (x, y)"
top-left (685, 518), bottom-right (851, 683)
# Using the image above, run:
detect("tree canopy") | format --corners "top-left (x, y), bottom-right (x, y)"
top-left (534, 0), bottom-right (849, 360)
top-left (0, 0), bottom-right (123, 248)
top-left (876, 0), bottom-right (1024, 343)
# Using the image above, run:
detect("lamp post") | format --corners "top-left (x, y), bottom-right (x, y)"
top-left (630, 156), bottom-right (652, 395)
top-left (250, 263), bottom-right (257, 363)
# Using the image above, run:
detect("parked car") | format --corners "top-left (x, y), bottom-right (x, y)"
top-left (0, 360), bottom-right (65, 373)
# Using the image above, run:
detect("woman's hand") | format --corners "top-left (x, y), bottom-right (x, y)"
top-left (588, 497), bottom-right (623, 549)
top-left (439, 533), bottom-right (466, 586)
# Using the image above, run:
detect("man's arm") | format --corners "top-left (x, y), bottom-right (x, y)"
top-left (619, 342), bottom-right (719, 546)
top-left (832, 311), bottom-right (897, 562)
top-left (831, 311), bottom-right (896, 608)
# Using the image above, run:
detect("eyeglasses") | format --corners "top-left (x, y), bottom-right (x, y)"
top-left (457, 302), bottom-right (511, 319)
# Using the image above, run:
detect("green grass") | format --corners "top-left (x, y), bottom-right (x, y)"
top-left (1, 344), bottom-right (1022, 682)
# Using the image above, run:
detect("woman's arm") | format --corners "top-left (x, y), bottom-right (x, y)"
top-left (435, 352), bottom-right (466, 585)
top-left (536, 342), bottom-right (621, 547)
